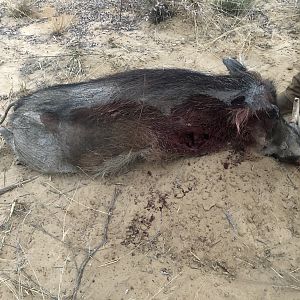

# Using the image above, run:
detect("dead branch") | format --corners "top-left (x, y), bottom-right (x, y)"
top-left (30, 224), bottom-right (87, 253)
top-left (71, 187), bottom-right (121, 300)
top-left (0, 176), bottom-right (38, 196)
top-left (0, 101), bottom-right (16, 125)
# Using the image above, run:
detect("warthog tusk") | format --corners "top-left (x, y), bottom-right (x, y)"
top-left (291, 97), bottom-right (300, 125)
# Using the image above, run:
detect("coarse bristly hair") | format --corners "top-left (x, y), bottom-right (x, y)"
top-left (4, 58), bottom-right (287, 175)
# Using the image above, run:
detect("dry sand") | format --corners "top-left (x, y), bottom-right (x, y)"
top-left (0, 0), bottom-right (300, 299)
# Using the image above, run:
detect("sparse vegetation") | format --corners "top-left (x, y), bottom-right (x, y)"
top-left (213, 0), bottom-right (254, 16)
top-left (148, 2), bottom-right (174, 24)
top-left (51, 14), bottom-right (74, 36)
top-left (0, 0), bottom-right (300, 299)
top-left (173, 0), bottom-right (254, 19)
top-left (18, 81), bottom-right (30, 97)
top-left (65, 48), bottom-right (85, 81)
top-left (6, 0), bottom-right (34, 18)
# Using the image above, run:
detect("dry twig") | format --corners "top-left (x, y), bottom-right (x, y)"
top-left (0, 176), bottom-right (38, 196)
top-left (148, 272), bottom-right (182, 300)
top-left (44, 182), bottom-right (108, 215)
top-left (71, 187), bottom-right (121, 300)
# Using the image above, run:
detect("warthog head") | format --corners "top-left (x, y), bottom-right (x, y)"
top-left (262, 97), bottom-right (300, 164)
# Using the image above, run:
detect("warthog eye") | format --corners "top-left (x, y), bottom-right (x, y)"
top-left (231, 96), bottom-right (245, 106)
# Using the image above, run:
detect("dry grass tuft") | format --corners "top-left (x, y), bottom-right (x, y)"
top-left (65, 48), bottom-right (84, 81)
top-left (51, 14), bottom-right (74, 36)
top-left (148, 2), bottom-right (174, 24)
top-left (6, 0), bottom-right (34, 18)
top-left (213, 0), bottom-right (254, 16)
top-left (169, 0), bottom-right (272, 54)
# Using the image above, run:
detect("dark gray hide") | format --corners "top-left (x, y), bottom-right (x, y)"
top-left (1, 58), bottom-right (299, 175)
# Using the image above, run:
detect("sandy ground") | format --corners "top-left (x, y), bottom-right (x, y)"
top-left (0, 0), bottom-right (300, 299)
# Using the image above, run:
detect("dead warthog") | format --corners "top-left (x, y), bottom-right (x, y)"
top-left (1, 58), bottom-right (300, 175)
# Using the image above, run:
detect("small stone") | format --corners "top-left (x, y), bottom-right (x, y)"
top-left (202, 201), bottom-right (216, 211)
top-left (238, 226), bottom-right (247, 237)
top-left (174, 192), bottom-right (185, 198)
top-left (216, 201), bottom-right (225, 209)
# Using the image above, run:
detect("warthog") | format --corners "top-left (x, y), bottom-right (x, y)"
top-left (1, 58), bottom-right (300, 175)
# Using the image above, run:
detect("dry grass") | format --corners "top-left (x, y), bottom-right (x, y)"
top-left (213, 0), bottom-right (254, 16)
top-left (167, 0), bottom-right (299, 55)
top-left (0, 179), bottom-right (121, 299)
top-left (168, 0), bottom-right (253, 48)
top-left (6, 0), bottom-right (34, 18)
top-left (51, 14), bottom-right (74, 36)
top-left (0, 1), bottom-right (299, 298)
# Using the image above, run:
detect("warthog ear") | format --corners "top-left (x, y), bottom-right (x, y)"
top-left (223, 57), bottom-right (247, 75)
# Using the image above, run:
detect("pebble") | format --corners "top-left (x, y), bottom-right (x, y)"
top-left (202, 201), bottom-right (216, 211)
